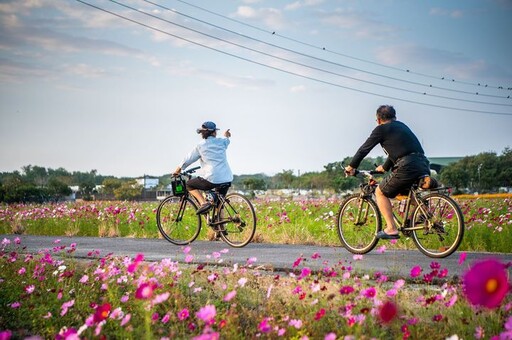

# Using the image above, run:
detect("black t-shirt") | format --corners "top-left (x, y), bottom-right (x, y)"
top-left (349, 120), bottom-right (424, 171)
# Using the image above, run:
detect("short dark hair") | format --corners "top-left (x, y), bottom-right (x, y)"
top-left (376, 105), bottom-right (396, 121)
top-left (200, 130), bottom-right (216, 139)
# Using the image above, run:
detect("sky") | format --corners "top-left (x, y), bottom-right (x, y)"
top-left (1, 0), bottom-right (511, 178)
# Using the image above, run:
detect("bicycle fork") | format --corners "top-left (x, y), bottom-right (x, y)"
top-left (355, 196), bottom-right (370, 225)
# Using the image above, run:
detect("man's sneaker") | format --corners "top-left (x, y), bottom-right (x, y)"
top-left (196, 203), bottom-right (212, 215)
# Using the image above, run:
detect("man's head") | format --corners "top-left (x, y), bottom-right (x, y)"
top-left (376, 105), bottom-right (396, 123)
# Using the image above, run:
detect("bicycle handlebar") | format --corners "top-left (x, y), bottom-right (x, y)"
top-left (183, 166), bottom-right (200, 175)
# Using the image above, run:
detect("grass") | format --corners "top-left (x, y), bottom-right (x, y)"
top-left (0, 237), bottom-right (510, 339)
top-left (0, 195), bottom-right (511, 252)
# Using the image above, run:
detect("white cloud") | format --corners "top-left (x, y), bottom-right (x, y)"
top-left (285, 0), bottom-right (324, 11)
top-left (234, 6), bottom-right (287, 30)
top-left (290, 85), bottom-right (306, 93)
top-left (320, 8), bottom-right (398, 40)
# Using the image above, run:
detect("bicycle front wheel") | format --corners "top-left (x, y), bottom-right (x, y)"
top-left (411, 193), bottom-right (464, 258)
top-left (336, 195), bottom-right (381, 254)
top-left (156, 196), bottom-right (201, 245)
top-left (217, 193), bottom-right (256, 248)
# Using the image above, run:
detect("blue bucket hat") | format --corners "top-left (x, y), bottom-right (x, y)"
top-left (196, 121), bottom-right (219, 133)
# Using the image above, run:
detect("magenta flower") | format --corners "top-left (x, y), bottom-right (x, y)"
top-left (93, 303), bottom-right (112, 323)
top-left (135, 282), bottom-right (157, 300)
top-left (463, 258), bottom-right (510, 309)
top-left (196, 305), bottom-right (216, 324)
top-left (177, 308), bottom-right (190, 321)
top-left (410, 265), bottom-right (422, 278)
top-left (258, 318), bottom-right (272, 333)
top-left (458, 252), bottom-right (467, 265)
top-left (127, 253), bottom-right (144, 273)
top-left (362, 287), bottom-right (376, 298)
top-left (339, 285), bottom-right (355, 295)
top-left (379, 300), bottom-right (398, 324)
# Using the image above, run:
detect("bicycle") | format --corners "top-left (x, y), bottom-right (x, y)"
top-left (336, 170), bottom-right (464, 258)
top-left (156, 167), bottom-right (257, 248)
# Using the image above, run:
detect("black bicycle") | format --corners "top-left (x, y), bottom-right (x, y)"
top-left (156, 167), bottom-right (257, 248)
top-left (337, 170), bottom-right (464, 258)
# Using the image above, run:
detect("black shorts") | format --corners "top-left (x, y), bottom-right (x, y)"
top-left (186, 177), bottom-right (231, 196)
top-left (379, 154), bottom-right (430, 198)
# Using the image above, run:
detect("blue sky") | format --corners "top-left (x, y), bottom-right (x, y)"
top-left (1, 0), bottom-right (511, 178)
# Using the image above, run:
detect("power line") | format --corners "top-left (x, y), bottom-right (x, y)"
top-left (142, 0), bottom-right (510, 102)
top-left (113, 0), bottom-right (510, 107)
top-left (74, 0), bottom-right (512, 116)
top-left (171, 0), bottom-right (512, 93)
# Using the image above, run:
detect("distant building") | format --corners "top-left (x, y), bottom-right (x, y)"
top-left (136, 176), bottom-right (159, 189)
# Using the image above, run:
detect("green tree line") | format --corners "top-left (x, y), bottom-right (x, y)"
top-left (1, 148), bottom-right (510, 203)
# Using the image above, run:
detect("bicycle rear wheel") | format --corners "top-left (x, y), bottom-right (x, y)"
top-left (411, 193), bottom-right (464, 258)
top-left (217, 193), bottom-right (256, 248)
top-left (336, 195), bottom-right (381, 254)
top-left (156, 196), bottom-right (201, 245)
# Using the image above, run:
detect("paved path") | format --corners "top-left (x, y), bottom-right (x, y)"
top-left (3, 234), bottom-right (511, 279)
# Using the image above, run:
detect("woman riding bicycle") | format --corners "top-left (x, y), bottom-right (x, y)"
top-left (344, 105), bottom-right (430, 240)
top-left (173, 121), bottom-right (233, 215)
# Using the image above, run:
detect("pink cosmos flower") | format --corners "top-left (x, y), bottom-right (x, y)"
top-left (17, 267), bottom-right (26, 275)
top-left (121, 313), bottom-right (131, 326)
top-left (183, 246), bottom-right (191, 254)
top-left (362, 287), bottom-right (376, 298)
top-left (177, 308), bottom-right (190, 321)
top-left (292, 256), bottom-right (303, 268)
top-left (152, 292), bottom-right (170, 305)
top-left (339, 286), bottom-right (355, 295)
top-left (258, 318), bottom-right (272, 333)
top-left (474, 326), bottom-right (485, 339)
top-left (458, 252), bottom-right (467, 265)
top-left (79, 275), bottom-right (89, 283)
top-left (135, 282), bottom-right (157, 300)
top-left (127, 253), bottom-right (144, 273)
top-left (0, 330), bottom-right (12, 340)
top-left (223, 290), bottom-right (237, 302)
top-left (289, 319), bottom-right (302, 329)
top-left (196, 305), bottom-right (216, 324)
top-left (247, 257), bottom-right (257, 265)
top-left (352, 254), bottom-right (363, 261)
top-left (463, 258), bottom-right (510, 309)
top-left (410, 265), bottom-right (422, 278)
top-left (325, 333), bottom-right (336, 340)
top-left (25, 285), bottom-right (35, 294)
top-left (9, 302), bottom-right (20, 309)
top-left (299, 267), bottom-right (311, 279)
top-left (93, 303), bottom-right (111, 323)
top-left (185, 255), bottom-right (194, 263)
top-left (60, 300), bottom-right (75, 316)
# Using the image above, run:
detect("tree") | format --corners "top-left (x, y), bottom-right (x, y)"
top-left (47, 178), bottom-right (72, 201)
top-left (114, 180), bottom-right (142, 201)
top-left (101, 178), bottom-right (123, 195)
top-left (242, 178), bottom-right (266, 191)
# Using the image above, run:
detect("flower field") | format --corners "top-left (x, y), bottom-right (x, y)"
top-left (0, 196), bottom-right (511, 252)
top-left (0, 237), bottom-right (510, 339)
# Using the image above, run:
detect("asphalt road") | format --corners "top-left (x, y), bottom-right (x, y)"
top-left (3, 234), bottom-right (511, 279)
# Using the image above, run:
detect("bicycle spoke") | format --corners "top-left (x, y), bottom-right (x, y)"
top-left (337, 195), bottom-right (380, 254)
top-left (411, 193), bottom-right (464, 258)
top-left (156, 196), bottom-right (201, 245)
top-left (218, 193), bottom-right (256, 247)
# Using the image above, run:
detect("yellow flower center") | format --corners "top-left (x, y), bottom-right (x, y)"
top-left (485, 278), bottom-right (499, 293)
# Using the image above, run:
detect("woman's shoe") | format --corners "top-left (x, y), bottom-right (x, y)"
top-left (196, 203), bottom-right (212, 215)
top-left (376, 230), bottom-right (400, 239)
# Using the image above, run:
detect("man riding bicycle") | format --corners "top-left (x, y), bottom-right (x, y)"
top-left (173, 121), bottom-right (233, 215)
top-left (345, 105), bottom-right (430, 239)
